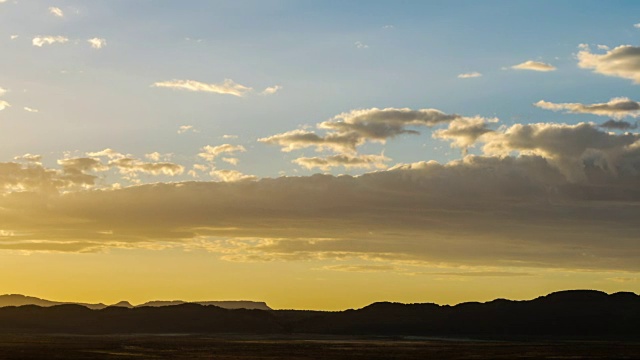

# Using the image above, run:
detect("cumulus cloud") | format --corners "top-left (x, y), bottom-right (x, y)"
top-left (577, 45), bottom-right (640, 83)
top-left (261, 107), bottom-right (486, 169)
top-left (2, 150), bottom-right (640, 272)
top-left (261, 85), bottom-right (282, 95)
top-left (457, 72), bottom-right (482, 79)
top-left (293, 153), bottom-right (391, 171)
top-left (535, 97), bottom-right (640, 119)
top-left (152, 79), bottom-right (252, 97)
top-left (87, 38), bottom-right (106, 49)
top-left (49, 6), bottom-right (64, 17)
top-left (0, 100), bottom-right (10, 110)
top-left (510, 60), bottom-right (557, 72)
top-left (198, 144), bottom-right (246, 162)
top-left (32, 36), bottom-right (69, 47)
top-left (433, 117), bottom-right (497, 153)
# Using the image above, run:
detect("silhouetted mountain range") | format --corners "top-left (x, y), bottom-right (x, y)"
top-left (0, 290), bottom-right (638, 339)
top-left (0, 294), bottom-right (271, 311)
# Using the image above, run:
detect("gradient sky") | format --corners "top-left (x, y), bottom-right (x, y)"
top-left (1, 0), bottom-right (640, 310)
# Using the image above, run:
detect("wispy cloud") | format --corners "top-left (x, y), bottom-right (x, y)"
top-left (0, 100), bottom-right (10, 110)
top-left (177, 125), bottom-right (198, 134)
top-left (261, 85), bottom-right (282, 95)
top-left (510, 60), bottom-right (556, 72)
top-left (457, 72), bottom-right (482, 79)
top-left (152, 79), bottom-right (252, 97)
top-left (32, 36), bottom-right (69, 47)
top-left (355, 41), bottom-right (369, 49)
top-left (49, 6), bottom-right (64, 17)
top-left (535, 97), bottom-right (640, 119)
top-left (87, 38), bottom-right (106, 49)
top-left (23, 107), bottom-right (39, 113)
top-left (198, 144), bottom-right (246, 162)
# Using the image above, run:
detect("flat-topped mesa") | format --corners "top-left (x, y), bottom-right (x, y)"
top-left (139, 300), bottom-right (272, 311)
top-left (0, 295), bottom-right (271, 311)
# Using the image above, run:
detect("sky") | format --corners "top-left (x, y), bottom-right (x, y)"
top-left (1, 0), bottom-right (640, 310)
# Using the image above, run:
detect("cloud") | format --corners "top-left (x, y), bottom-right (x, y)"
top-left (49, 6), bottom-right (64, 17)
top-left (87, 38), bottom-right (106, 49)
top-left (293, 153), bottom-right (391, 171)
top-left (2, 149), bottom-right (640, 272)
top-left (152, 79), bottom-right (252, 97)
top-left (209, 169), bottom-right (256, 182)
top-left (321, 264), bottom-right (402, 273)
top-left (23, 107), bottom-right (39, 113)
top-left (260, 107), bottom-right (463, 154)
top-left (354, 41), bottom-right (369, 49)
top-left (109, 157), bottom-right (184, 176)
top-left (600, 119), bottom-right (637, 130)
top-left (433, 117), bottom-right (497, 153)
top-left (14, 154), bottom-right (42, 164)
top-left (0, 87), bottom-right (7, 96)
top-left (577, 45), bottom-right (640, 83)
top-left (222, 134), bottom-right (238, 139)
top-left (457, 72), bottom-right (482, 79)
top-left (177, 125), bottom-right (197, 134)
top-left (0, 100), bottom-right (10, 110)
top-left (510, 60), bottom-right (557, 72)
top-left (634, 23), bottom-right (640, 29)
top-left (221, 157), bottom-right (239, 166)
top-left (9, 35), bottom-right (18, 40)
top-left (198, 144), bottom-right (246, 162)
top-left (258, 129), bottom-right (362, 154)
top-left (32, 36), bottom-right (69, 47)
top-left (534, 97), bottom-right (640, 119)
top-left (261, 85), bottom-right (282, 95)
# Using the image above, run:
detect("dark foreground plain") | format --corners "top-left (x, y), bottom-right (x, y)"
top-left (1, 334), bottom-right (639, 360)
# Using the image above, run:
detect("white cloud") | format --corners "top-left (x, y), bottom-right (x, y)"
top-left (355, 41), bottom-right (369, 49)
top-left (221, 157), bottom-right (239, 166)
top-left (209, 169), bottom-right (256, 182)
top-left (9, 35), bottom-right (18, 40)
top-left (222, 134), bottom-right (238, 139)
top-left (510, 60), bottom-right (557, 72)
top-left (0, 87), bottom-right (6, 96)
top-left (23, 107), bottom-right (39, 113)
top-left (293, 153), bottom-right (391, 171)
top-left (49, 6), bottom-right (64, 17)
top-left (457, 72), bottom-right (482, 79)
top-left (87, 38), bottom-right (106, 49)
top-left (535, 97), bottom-right (640, 119)
top-left (261, 85), bottom-right (282, 95)
top-left (152, 79), bottom-right (252, 97)
top-left (198, 144), bottom-right (246, 162)
top-left (32, 36), bottom-right (69, 47)
top-left (0, 100), bottom-right (10, 110)
top-left (177, 125), bottom-right (198, 134)
top-left (634, 23), bottom-right (640, 29)
top-left (577, 45), bottom-right (640, 83)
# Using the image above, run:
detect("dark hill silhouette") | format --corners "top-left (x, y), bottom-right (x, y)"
top-left (0, 294), bottom-right (271, 311)
top-left (0, 290), bottom-right (638, 339)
